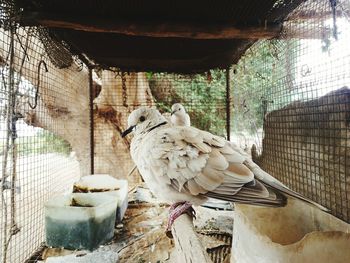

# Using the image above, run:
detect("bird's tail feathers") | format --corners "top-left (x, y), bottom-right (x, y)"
top-left (260, 179), bottom-right (329, 212)
top-left (206, 180), bottom-right (287, 208)
top-left (247, 162), bottom-right (329, 212)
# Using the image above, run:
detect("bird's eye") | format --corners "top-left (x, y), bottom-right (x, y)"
top-left (139, 116), bottom-right (146, 122)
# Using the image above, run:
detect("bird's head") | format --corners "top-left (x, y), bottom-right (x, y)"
top-left (122, 107), bottom-right (166, 137)
top-left (171, 103), bottom-right (186, 116)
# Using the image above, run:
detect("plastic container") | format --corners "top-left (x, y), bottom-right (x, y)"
top-left (73, 174), bottom-right (128, 222)
top-left (45, 193), bottom-right (117, 251)
top-left (231, 199), bottom-right (350, 263)
top-left (105, 180), bottom-right (128, 223)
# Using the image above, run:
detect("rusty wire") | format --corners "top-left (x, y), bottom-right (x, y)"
top-left (28, 60), bottom-right (48, 109)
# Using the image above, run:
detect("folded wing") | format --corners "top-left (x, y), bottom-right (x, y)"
top-left (142, 126), bottom-right (294, 208)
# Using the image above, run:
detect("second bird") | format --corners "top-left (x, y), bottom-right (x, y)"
top-left (171, 103), bottom-right (191, 127)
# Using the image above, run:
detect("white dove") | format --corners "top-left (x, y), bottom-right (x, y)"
top-left (171, 103), bottom-right (191, 126)
top-left (170, 103), bottom-right (233, 210)
top-left (122, 107), bottom-right (327, 233)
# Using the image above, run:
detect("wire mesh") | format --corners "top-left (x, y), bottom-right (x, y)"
top-left (231, 0), bottom-right (350, 222)
top-left (0, 24), bottom-right (88, 262)
top-left (0, 0), bottom-right (349, 261)
top-left (92, 71), bottom-right (150, 181)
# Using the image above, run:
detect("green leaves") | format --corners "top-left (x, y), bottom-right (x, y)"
top-left (149, 70), bottom-right (227, 136)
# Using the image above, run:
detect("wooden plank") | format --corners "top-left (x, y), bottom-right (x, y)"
top-left (171, 214), bottom-right (213, 263)
top-left (20, 13), bottom-right (282, 40)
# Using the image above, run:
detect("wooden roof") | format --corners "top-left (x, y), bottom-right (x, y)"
top-left (15, 0), bottom-right (304, 72)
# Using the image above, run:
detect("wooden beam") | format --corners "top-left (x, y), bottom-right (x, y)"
top-left (82, 55), bottom-right (235, 74)
top-left (19, 13), bottom-right (282, 40)
top-left (171, 214), bottom-right (213, 263)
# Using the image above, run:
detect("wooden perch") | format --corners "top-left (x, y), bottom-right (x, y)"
top-left (20, 13), bottom-right (282, 40)
top-left (171, 214), bottom-right (213, 263)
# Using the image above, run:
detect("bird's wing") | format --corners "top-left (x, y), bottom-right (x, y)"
top-left (143, 126), bottom-right (286, 207)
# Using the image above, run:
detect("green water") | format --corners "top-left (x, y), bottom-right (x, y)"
top-left (46, 212), bottom-right (116, 251)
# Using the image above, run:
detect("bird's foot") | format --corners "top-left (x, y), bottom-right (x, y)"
top-left (166, 201), bottom-right (196, 238)
top-left (168, 201), bottom-right (183, 213)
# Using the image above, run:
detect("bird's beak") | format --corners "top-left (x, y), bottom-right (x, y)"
top-left (171, 110), bottom-right (176, 116)
top-left (121, 125), bottom-right (136, 137)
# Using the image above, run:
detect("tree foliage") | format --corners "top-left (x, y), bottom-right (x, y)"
top-left (232, 39), bottom-right (299, 134)
top-left (149, 39), bottom-right (299, 137)
top-left (149, 70), bottom-right (227, 137)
